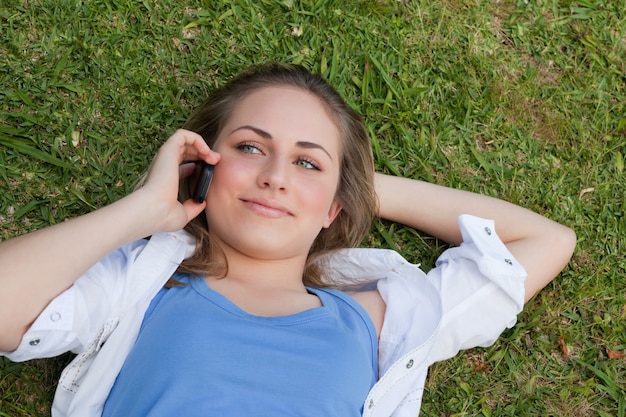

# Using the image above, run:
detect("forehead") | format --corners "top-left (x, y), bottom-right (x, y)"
top-left (225, 86), bottom-right (342, 149)
top-left (231, 85), bottom-right (335, 121)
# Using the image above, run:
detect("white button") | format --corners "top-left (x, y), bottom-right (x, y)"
top-left (368, 399), bottom-right (374, 409)
top-left (406, 359), bottom-right (414, 369)
top-left (504, 259), bottom-right (513, 265)
top-left (50, 312), bottom-right (61, 322)
top-left (29, 339), bottom-right (40, 346)
top-left (484, 227), bottom-right (492, 235)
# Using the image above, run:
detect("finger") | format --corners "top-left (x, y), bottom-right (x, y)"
top-left (171, 129), bottom-right (207, 148)
top-left (179, 162), bottom-right (196, 179)
top-left (181, 198), bottom-right (207, 222)
top-left (171, 129), bottom-right (221, 165)
top-left (202, 150), bottom-right (221, 166)
top-left (150, 131), bottom-right (205, 174)
top-left (181, 148), bottom-right (221, 166)
top-left (161, 129), bottom-right (208, 159)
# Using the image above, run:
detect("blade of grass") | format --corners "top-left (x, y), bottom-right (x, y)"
top-left (0, 135), bottom-right (71, 169)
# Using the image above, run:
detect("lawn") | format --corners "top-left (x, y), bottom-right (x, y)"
top-left (1, 0), bottom-right (624, 416)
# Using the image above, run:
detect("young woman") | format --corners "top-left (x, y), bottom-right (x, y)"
top-left (0, 63), bottom-right (576, 417)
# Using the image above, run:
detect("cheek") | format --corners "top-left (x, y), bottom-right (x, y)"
top-left (204, 159), bottom-right (247, 227)
top-left (299, 180), bottom-right (338, 216)
top-left (207, 158), bottom-right (250, 195)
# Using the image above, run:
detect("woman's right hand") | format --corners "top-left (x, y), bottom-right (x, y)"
top-left (137, 129), bottom-right (221, 234)
top-left (0, 129), bottom-right (220, 351)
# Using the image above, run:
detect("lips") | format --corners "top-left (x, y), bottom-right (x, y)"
top-left (241, 197), bottom-right (293, 218)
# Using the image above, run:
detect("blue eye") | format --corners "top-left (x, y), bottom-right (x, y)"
top-left (237, 143), bottom-right (262, 154)
top-left (296, 158), bottom-right (320, 170)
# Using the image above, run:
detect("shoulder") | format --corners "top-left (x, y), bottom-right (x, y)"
top-left (349, 290), bottom-right (385, 339)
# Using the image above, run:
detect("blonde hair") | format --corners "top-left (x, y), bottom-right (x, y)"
top-left (177, 63), bottom-right (377, 287)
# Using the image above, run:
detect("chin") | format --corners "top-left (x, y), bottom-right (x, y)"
top-left (233, 238), bottom-right (313, 261)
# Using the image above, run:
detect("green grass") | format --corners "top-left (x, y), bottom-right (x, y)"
top-left (1, 0), bottom-right (625, 415)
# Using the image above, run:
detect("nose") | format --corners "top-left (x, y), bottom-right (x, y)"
top-left (257, 155), bottom-right (289, 191)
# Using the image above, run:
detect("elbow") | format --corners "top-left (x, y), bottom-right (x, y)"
top-left (0, 296), bottom-right (40, 353)
top-left (0, 318), bottom-right (29, 353)
top-left (522, 223), bottom-right (576, 304)
top-left (544, 222), bottom-right (577, 282)
top-left (558, 224), bottom-right (577, 266)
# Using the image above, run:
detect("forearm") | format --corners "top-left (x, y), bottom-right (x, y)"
top-left (0, 189), bottom-right (162, 351)
top-left (0, 130), bottom-right (218, 352)
top-left (376, 173), bottom-right (550, 244)
top-left (375, 173), bottom-right (576, 302)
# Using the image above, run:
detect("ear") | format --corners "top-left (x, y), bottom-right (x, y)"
top-left (323, 200), bottom-right (343, 228)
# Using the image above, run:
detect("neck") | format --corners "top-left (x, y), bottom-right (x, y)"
top-left (213, 240), bottom-right (310, 292)
top-left (205, 240), bottom-right (321, 317)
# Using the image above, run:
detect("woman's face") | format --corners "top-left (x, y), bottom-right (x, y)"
top-left (204, 86), bottom-right (343, 261)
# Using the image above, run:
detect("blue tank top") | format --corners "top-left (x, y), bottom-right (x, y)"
top-left (102, 275), bottom-right (378, 417)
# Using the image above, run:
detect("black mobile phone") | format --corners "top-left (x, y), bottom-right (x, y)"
top-left (192, 162), bottom-right (214, 203)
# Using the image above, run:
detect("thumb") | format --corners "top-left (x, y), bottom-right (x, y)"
top-left (181, 199), bottom-right (207, 225)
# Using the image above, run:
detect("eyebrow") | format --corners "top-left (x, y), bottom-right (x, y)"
top-left (229, 125), bottom-right (333, 160)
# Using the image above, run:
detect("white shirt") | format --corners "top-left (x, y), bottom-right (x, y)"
top-left (1, 215), bottom-right (526, 417)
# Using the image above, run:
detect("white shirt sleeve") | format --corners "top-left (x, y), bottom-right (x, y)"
top-left (426, 214), bottom-right (527, 363)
